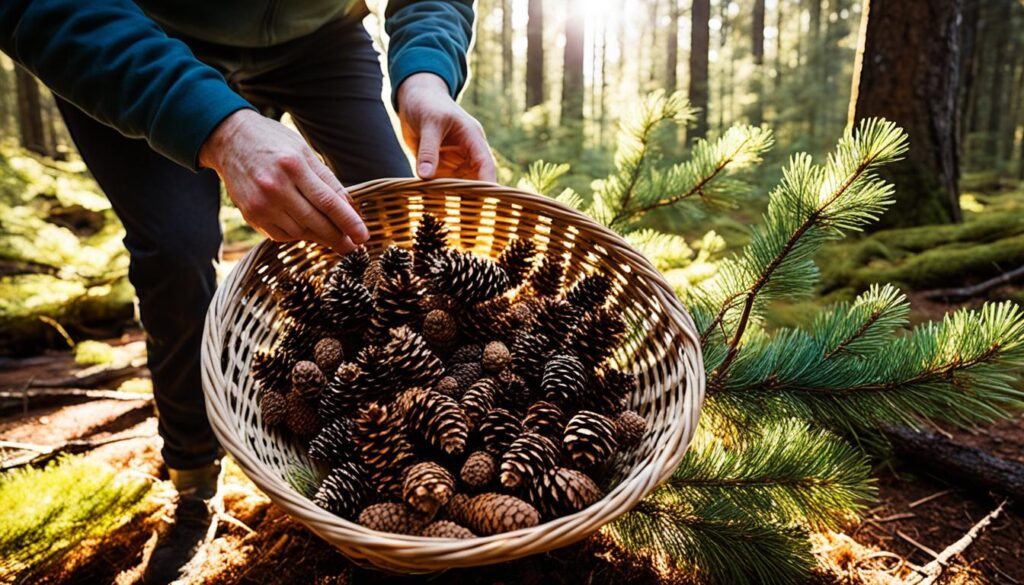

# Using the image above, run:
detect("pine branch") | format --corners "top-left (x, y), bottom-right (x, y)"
top-left (660, 419), bottom-right (874, 529)
top-left (517, 160), bottom-right (571, 196)
top-left (817, 284), bottom-right (910, 360)
top-left (606, 498), bottom-right (814, 585)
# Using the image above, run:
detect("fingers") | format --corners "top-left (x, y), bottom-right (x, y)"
top-left (416, 120), bottom-right (443, 179)
top-left (465, 124), bottom-right (497, 182)
top-left (286, 157), bottom-right (369, 247)
top-left (276, 179), bottom-right (358, 254)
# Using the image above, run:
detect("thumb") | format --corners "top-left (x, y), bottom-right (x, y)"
top-left (416, 122), bottom-right (443, 179)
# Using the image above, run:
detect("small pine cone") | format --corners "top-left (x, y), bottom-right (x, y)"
top-left (380, 244), bottom-right (413, 279)
top-left (496, 369), bottom-right (534, 415)
top-left (353, 402), bottom-right (415, 497)
top-left (435, 376), bottom-right (462, 397)
top-left (563, 411), bottom-right (618, 469)
top-left (446, 493), bottom-right (540, 536)
top-left (259, 390), bottom-right (288, 428)
top-left (564, 273), bottom-right (612, 311)
top-left (251, 349), bottom-right (290, 394)
top-left (402, 388), bottom-right (470, 455)
top-left (459, 297), bottom-right (513, 343)
top-left (362, 259), bottom-right (383, 291)
top-left (285, 390), bottom-right (322, 438)
top-left (449, 344), bottom-right (482, 365)
top-left (528, 467), bottom-right (603, 519)
top-left (413, 214), bottom-right (450, 277)
top-left (529, 255), bottom-right (566, 297)
top-left (482, 341), bottom-right (511, 373)
top-left (371, 274), bottom-right (424, 335)
top-left (500, 432), bottom-right (560, 489)
top-left (429, 250), bottom-right (510, 305)
top-left (568, 309), bottom-right (626, 369)
top-left (358, 502), bottom-right (431, 535)
top-left (420, 520), bottom-right (475, 539)
top-left (422, 309), bottom-right (458, 346)
top-left (309, 418), bottom-right (358, 465)
top-left (615, 410), bottom-right (647, 449)
top-left (460, 451), bottom-right (497, 489)
top-left (402, 461), bottom-right (455, 516)
top-left (510, 331), bottom-right (553, 380)
top-left (448, 361), bottom-right (482, 390)
top-left (507, 300), bottom-right (538, 330)
top-left (322, 270), bottom-right (374, 328)
top-left (475, 408), bottom-right (522, 455)
top-left (460, 378), bottom-right (498, 426)
top-left (313, 338), bottom-right (345, 374)
top-left (336, 246), bottom-right (371, 281)
top-left (385, 326), bottom-right (446, 389)
top-left (541, 354), bottom-right (587, 407)
top-left (523, 400), bottom-right (565, 439)
top-left (497, 239), bottom-right (537, 288)
top-left (421, 293), bottom-right (456, 312)
top-left (532, 298), bottom-right (583, 345)
top-left (313, 461), bottom-right (375, 520)
top-left (291, 361), bottom-right (326, 400)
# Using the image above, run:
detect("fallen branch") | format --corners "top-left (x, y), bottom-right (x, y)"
top-left (0, 387), bottom-right (151, 416)
top-left (921, 264), bottom-right (1024, 301)
top-left (28, 364), bottom-right (148, 389)
top-left (0, 431), bottom-right (156, 471)
top-left (907, 500), bottom-right (1006, 585)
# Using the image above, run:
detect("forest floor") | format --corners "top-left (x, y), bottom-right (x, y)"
top-left (1, 316), bottom-right (1021, 585)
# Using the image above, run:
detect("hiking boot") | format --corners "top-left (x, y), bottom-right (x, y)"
top-left (168, 459), bottom-right (221, 500)
top-left (143, 494), bottom-right (212, 584)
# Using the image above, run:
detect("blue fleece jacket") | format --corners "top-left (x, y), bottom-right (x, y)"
top-left (0, 1), bottom-right (473, 170)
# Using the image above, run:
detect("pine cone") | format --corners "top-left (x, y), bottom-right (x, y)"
top-left (448, 361), bottom-right (483, 391)
top-left (460, 378), bottom-right (498, 426)
top-left (541, 354), bottom-right (587, 407)
top-left (420, 520), bottom-right (475, 539)
top-left (371, 273), bottom-right (423, 335)
top-left (413, 214), bottom-right (450, 276)
top-left (353, 402), bottom-right (414, 497)
top-left (529, 255), bottom-right (566, 297)
top-left (251, 349), bottom-right (290, 395)
top-left (313, 461), bottom-right (375, 520)
top-left (506, 300), bottom-right (539, 330)
top-left (429, 250), bottom-right (510, 305)
top-left (422, 309), bottom-right (458, 346)
top-left (565, 273), bottom-right (612, 311)
top-left (496, 369), bottom-right (535, 415)
top-left (322, 270), bottom-right (374, 328)
top-left (446, 493), bottom-right (540, 535)
top-left (402, 461), bottom-right (455, 516)
top-left (380, 244), bottom-right (413, 279)
top-left (273, 274), bottom-right (321, 320)
top-left (615, 410), bottom-right (647, 449)
top-left (563, 411), bottom-right (618, 469)
top-left (449, 344), bottom-right (482, 365)
top-left (580, 368), bottom-right (636, 415)
top-left (275, 326), bottom-right (319, 364)
top-left (309, 418), bottom-right (358, 465)
top-left (421, 293), bottom-right (456, 312)
top-left (285, 390), bottom-right (321, 438)
top-left (358, 502), bottom-right (431, 535)
top-left (291, 360), bottom-right (326, 400)
top-left (475, 408), bottom-right (522, 455)
top-left (460, 451), bottom-right (497, 489)
top-left (510, 331), bottom-right (553, 381)
top-left (482, 341), bottom-right (511, 373)
top-left (384, 326), bottom-right (446, 390)
top-left (497, 239), bottom-right (537, 287)
top-left (523, 400), bottom-right (565, 438)
top-left (362, 259), bottom-right (383, 291)
top-left (435, 376), bottom-right (462, 397)
top-left (528, 467), bottom-right (603, 518)
top-left (336, 246), bottom-right (371, 281)
top-left (313, 338), bottom-right (345, 374)
top-left (402, 388), bottom-right (470, 455)
top-left (320, 346), bottom-right (390, 415)
top-left (500, 432), bottom-right (560, 489)
top-left (568, 309), bottom-right (626, 368)
top-left (532, 298), bottom-right (583, 346)
top-left (459, 296), bottom-right (514, 343)
top-left (259, 390), bottom-right (288, 428)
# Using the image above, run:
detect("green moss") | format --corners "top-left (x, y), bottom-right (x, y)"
top-left (74, 340), bottom-right (116, 366)
top-left (0, 456), bottom-right (152, 582)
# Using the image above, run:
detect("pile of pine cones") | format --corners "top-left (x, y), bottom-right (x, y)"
top-left (251, 213), bottom-right (647, 538)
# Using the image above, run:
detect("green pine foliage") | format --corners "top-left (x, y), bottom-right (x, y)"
top-left (0, 456), bottom-right (152, 581)
top-left (520, 90), bottom-right (1024, 584)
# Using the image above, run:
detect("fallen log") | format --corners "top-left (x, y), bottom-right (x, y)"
top-left (884, 425), bottom-right (1024, 503)
top-left (0, 387), bottom-right (152, 415)
top-left (0, 431), bottom-right (156, 471)
top-left (28, 364), bottom-right (148, 389)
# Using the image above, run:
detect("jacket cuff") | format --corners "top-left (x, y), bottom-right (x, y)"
top-left (389, 46), bottom-right (461, 112)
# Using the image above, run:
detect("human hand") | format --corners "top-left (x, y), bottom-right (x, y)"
top-left (397, 73), bottom-right (497, 182)
top-left (198, 109), bottom-right (368, 254)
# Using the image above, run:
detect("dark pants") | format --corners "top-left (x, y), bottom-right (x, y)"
top-left (56, 17), bottom-right (411, 470)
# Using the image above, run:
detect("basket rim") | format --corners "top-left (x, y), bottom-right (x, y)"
top-left (201, 177), bottom-right (705, 569)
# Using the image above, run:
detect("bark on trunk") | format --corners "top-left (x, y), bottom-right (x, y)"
top-left (525, 0), bottom-right (544, 108)
top-left (750, 0), bottom-right (766, 125)
top-left (14, 65), bottom-right (51, 157)
top-left (560, 0), bottom-right (585, 123)
top-left (689, 0), bottom-right (711, 140)
top-left (501, 0), bottom-right (513, 118)
top-left (985, 0), bottom-right (1012, 164)
top-left (848, 0), bottom-right (963, 228)
top-left (666, 0), bottom-right (680, 92)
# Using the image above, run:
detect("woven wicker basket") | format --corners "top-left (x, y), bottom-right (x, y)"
top-left (201, 178), bottom-right (705, 572)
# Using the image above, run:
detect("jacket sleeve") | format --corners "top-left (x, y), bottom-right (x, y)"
top-left (0, 0), bottom-right (254, 170)
top-left (384, 0), bottom-right (474, 111)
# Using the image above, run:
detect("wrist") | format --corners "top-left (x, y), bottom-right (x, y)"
top-left (397, 72), bottom-right (451, 110)
top-left (199, 109), bottom-right (256, 170)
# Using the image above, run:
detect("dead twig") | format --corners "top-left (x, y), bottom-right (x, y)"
top-left (907, 500), bottom-right (1006, 585)
top-left (897, 530), bottom-right (941, 559)
top-left (0, 432), bottom-right (156, 470)
top-left (921, 264), bottom-right (1024, 301)
top-left (0, 387), bottom-right (151, 401)
top-left (909, 490), bottom-right (954, 509)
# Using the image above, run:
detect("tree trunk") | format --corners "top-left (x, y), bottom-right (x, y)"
top-left (501, 0), bottom-right (513, 119)
top-left (849, 0), bottom-right (963, 228)
top-left (525, 0), bottom-right (544, 108)
top-left (985, 0), bottom-right (1012, 165)
top-left (688, 0), bottom-right (710, 140)
top-left (807, 0), bottom-right (822, 142)
top-left (666, 0), bottom-right (680, 92)
top-left (648, 0), bottom-right (661, 86)
top-left (717, 0), bottom-right (730, 131)
top-left (560, 0), bottom-right (585, 123)
top-left (959, 0), bottom-right (981, 169)
top-left (774, 0), bottom-right (785, 93)
top-left (14, 65), bottom-right (51, 157)
top-left (750, 0), bottom-right (766, 125)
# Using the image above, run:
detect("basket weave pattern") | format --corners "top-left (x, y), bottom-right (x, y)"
top-left (201, 178), bottom-right (705, 571)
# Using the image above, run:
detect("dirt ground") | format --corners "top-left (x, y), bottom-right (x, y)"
top-left (1, 330), bottom-right (1022, 585)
